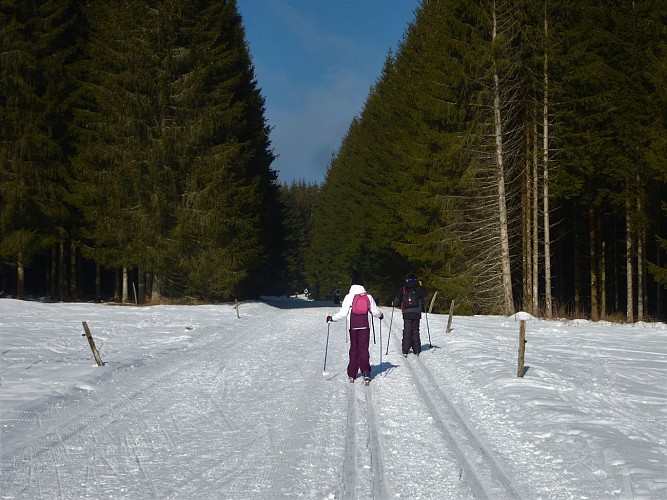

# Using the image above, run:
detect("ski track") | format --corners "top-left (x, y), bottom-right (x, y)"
top-left (342, 381), bottom-right (358, 499)
top-left (383, 325), bottom-right (525, 500)
top-left (410, 356), bottom-right (526, 499)
top-left (364, 381), bottom-right (389, 499)
top-left (341, 375), bottom-right (389, 500)
top-left (1, 314), bottom-right (244, 498)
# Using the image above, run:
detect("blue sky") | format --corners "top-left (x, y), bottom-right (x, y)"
top-left (236, 0), bottom-right (420, 184)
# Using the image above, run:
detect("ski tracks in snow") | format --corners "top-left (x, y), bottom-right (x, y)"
top-left (341, 378), bottom-right (389, 499)
top-left (378, 324), bottom-right (529, 500)
top-left (407, 355), bottom-right (527, 499)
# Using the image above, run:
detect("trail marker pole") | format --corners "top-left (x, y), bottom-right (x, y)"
top-left (446, 299), bottom-right (455, 333)
top-left (81, 322), bottom-right (104, 366)
top-left (517, 320), bottom-right (527, 377)
top-left (428, 291), bottom-right (438, 314)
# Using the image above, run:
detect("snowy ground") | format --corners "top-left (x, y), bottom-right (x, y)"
top-left (0, 296), bottom-right (665, 499)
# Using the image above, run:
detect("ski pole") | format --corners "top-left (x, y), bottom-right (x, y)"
top-left (385, 306), bottom-right (394, 356)
top-left (371, 315), bottom-right (376, 344)
top-left (425, 311), bottom-right (431, 349)
top-left (379, 317), bottom-right (383, 367)
top-left (323, 322), bottom-right (331, 374)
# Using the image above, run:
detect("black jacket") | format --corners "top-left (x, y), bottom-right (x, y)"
top-left (393, 280), bottom-right (428, 320)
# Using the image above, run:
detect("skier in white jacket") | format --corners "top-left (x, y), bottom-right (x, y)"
top-left (327, 272), bottom-right (383, 383)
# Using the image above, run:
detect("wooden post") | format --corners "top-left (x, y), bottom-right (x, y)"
top-left (517, 319), bottom-right (526, 377)
top-left (428, 291), bottom-right (438, 314)
top-left (446, 300), bottom-right (455, 333)
top-left (81, 322), bottom-right (104, 366)
top-left (234, 299), bottom-right (240, 318)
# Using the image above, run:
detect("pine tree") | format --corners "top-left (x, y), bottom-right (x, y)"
top-left (71, 0), bottom-right (280, 301)
top-left (0, 0), bottom-right (81, 298)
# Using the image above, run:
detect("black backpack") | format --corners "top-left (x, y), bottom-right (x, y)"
top-left (402, 287), bottom-right (419, 309)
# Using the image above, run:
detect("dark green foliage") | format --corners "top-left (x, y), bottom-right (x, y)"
top-left (2, 0), bottom-right (281, 302)
top-left (280, 181), bottom-right (319, 295)
top-left (2, 0), bottom-right (665, 318)
top-left (0, 0), bottom-right (81, 272)
top-left (309, 0), bottom-right (666, 318)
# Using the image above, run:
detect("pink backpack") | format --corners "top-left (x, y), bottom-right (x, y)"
top-left (351, 293), bottom-right (370, 315)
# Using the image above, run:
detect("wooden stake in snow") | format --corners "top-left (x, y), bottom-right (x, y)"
top-left (234, 299), bottom-right (240, 318)
top-left (446, 300), bottom-right (455, 333)
top-left (428, 291), bottom-right (438, 314)
top-left (81, 321), bottom-right (104, 366)
top-left (517, 320), bottom-right (527, 377)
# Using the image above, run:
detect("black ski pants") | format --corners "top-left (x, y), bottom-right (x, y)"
top-left (402, 317), bottom-right (421, 355)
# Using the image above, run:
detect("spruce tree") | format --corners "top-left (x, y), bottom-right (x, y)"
top-left (0, 0), bottom-right (81, 298)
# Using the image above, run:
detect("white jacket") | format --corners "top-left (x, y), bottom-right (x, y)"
top-left (331, 284), bottom-right (383, 323)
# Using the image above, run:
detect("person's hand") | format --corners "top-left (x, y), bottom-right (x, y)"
top-left (379, 313), bottom-right (384, 320)
top-left (326, 315), bottom-right (333, 323)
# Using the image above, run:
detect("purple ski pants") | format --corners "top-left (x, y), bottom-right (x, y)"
top-left (347, 327), bottom-right (371, 378)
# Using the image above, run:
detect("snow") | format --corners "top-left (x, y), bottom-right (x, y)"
top-left (512, 311), bottom-right (536, 321)
top-left (1, 297), bottom-right (666, 499)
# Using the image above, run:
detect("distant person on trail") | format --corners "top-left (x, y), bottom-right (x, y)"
top-left (327, 272), bottom-right (383, 384)
top-left (392, 273), bottom-right (428, 357)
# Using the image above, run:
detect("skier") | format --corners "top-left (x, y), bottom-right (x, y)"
top-left (327, 272), bottom-right (383, 384)
top-left (392, 273), bottom-right (428, 357)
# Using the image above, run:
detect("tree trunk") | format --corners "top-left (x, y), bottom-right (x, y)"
top-left (50, 246), bottom-right (58, 299)
top-left (137, 266), bottom-right (145, 305)
top-left (542, 6), bottom-right (553, 319)
top-left (600, 234), bottom-right (607, 319)
top-left (70, 241), bottom-right (78, 301)
top-left (151, 272), bottom-right (162, 303)
top-left (17, 251), bottom-right (25, 300)
top-left (59, 240), bottom-right (66, 300)
top-left (532, 119), bottom-right (539, 314)
top-left (657, 239), bottom-right (664, 320)
top-left (522, 125), bottom-right (532, 311)
top-left (589, 204), bottom-right (599, 321)
top-left (614, 223), bottom-right (620, 313)
top-left (637, 185), bottom-right (644, 321)
top-left (113, 269), bottom-right (120, 302)
top-left (574, 208), bottom-right (581, 316)
top-left (521, 125), bottom-right (535, 314)
top-left (122, 267), bottom-right (129, 304)
top-left (95, 262), bottom-right (101, 303)
top-left (626, 197), bottom-right (634, 322)
top-left (492, 3), bottom-right (514, 315)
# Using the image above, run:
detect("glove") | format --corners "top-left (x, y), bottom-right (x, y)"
top-left (379, 313), bottom-right (384, 320)
top-left (326, 315), bottom-right (333, 323)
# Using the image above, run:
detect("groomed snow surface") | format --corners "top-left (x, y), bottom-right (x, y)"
top-left (1, 297), bottom-right (665, 499)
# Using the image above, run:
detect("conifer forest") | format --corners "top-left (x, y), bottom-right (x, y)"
top-left (2, 0), bottom-right (666, 321)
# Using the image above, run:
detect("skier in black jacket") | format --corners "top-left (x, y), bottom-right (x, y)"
top-left (392, 273), bottom-right (429, 357)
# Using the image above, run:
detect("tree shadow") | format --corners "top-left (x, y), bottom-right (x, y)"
top-left (260, 296), bottom-right (332, 309)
